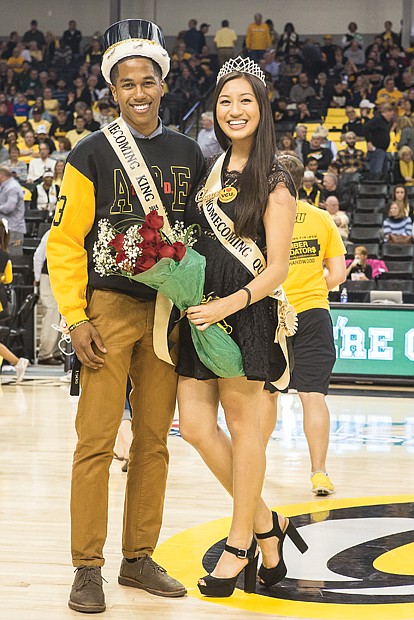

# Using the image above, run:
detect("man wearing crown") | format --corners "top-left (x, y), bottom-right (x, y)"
top-left (47, 19), bottom-right (204, 613)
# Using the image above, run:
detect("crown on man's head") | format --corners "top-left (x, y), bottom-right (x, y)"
top-left (216, 56), bottom-right (266, 85)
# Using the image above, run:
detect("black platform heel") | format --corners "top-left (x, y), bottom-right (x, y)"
top-left (256, 511), bottom-right (308, 588)
top-left (198, 538), bottom-right (258, 597)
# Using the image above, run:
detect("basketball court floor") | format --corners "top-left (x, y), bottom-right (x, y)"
top-left (0, 369), bottom-right (413, 619)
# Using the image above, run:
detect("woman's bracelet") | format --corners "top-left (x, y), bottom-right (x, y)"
top-left (241, 286), bottom-right (252, 309)
top-left (68, 319), bottom-right (89, 332)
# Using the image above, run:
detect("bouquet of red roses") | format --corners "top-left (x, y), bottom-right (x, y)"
top-left (93, 212), bottom-right (244, 378)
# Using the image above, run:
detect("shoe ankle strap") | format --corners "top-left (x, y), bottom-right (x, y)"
top-left (225, 538), bottom-right (256, 560)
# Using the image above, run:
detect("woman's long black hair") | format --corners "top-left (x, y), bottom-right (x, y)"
top-left (213, 71), bottom-right (276, 238)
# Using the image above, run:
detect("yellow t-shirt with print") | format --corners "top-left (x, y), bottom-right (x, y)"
top-left (283, 200), bottom-right (346, 314)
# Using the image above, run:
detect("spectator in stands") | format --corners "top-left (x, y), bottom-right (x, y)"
top-left (346, 246), bottom-right (372, 280)
top-left (62, 20), bottom-right (82, 57)
top-left (305, 132), bottom-right (333, 170)
top-left (17, 130), bottom-right (39, 164)
top-left (50, 108), bottom-right (73, 140)
top-left (306, 157), bottom-right (324, 185)
top-left (364, 102), bottom-right (394, 179)
top-left (261, 49), bottom-right (281, 83)
top-left (341, 106), bottom-right (367, 138)
top-left (83, 108), bottom-right (100, 133)
top-left (336, 131), bottom-right (365, 176)
top-left (172, 65), bottom-right (201, 115)
top-left (65, 115), bottom-right (91, 148)
top-left (320, 172), bottom-right (340, 204)
top-left (382, 202), bottom-right (413, 243)
top-left (0, 218), bottom-right (29, 383)
top-left (289, 72), bottom-right (316, 103)
top-left (183, 19), bottom-right (202, 55)
top-left (42, 87), bottom-right (59, 118)
top-left (394, 145), bottom-right (414, 185)
top-left (344, 39), bottom-right (365, 67)
top-left (214, 20), bottom-right (237, 67)
top-left (245, 13), bottom-right (271, 63)
top-left (50, 137), bottom-right (72, 162)
top-left (13, 93), bottom-right (30, 120)
top-left (33, 228), bottom-right (62, 365)
top-left (325, 195), bottom-right (349, 242)
top-left (321, 35), bottom-right (336, 69)
top-left (298, 170), bottom-right (321, 206)
top-left (342, 22), bottom-right (364, 49)
top-left (85, 36), bottom-right (104, 66)
top-left (392, 184), bottom-right (411, 218)
top-left (294, 124), bottom-right (309, 162)
top-left (278, 133), bottom-right (296, 155)
top-left (277, 22), bottom-right (298, 56)
top-left (6, 45), bottom-right (27, 75)
top-left (36, 125), bottom-right (56, 155)
top-left (93, 100), bottom-right (117, 128)
top-left (375, 76), bottom-right (403, 106)
top-left (27, 143), bottom-right (56, 183)
top-left (52, 160), bottom-right (65, 188)
top-left (197, 111), bottom-right (223, 157)
top-left (5, 146), bottom-right (28, 183)
top-left (0, 101), bottom-right (17, 135)
top-left (380, 21), bottom-right (399, 50)
top-left (30, 168), bottom-right (58, 213)
top-left (29, 106), bottom-right (51, 134)
top-left (280, 51), bottom-right (303, 84)
top-left (22, 19), bottom-right (46, 51)
top-left (329, 80), bottom-right (352, 108)
top-left (0, 165), bottom-right (25, 255)
top-left (52, 78), bottom-right (69, 108)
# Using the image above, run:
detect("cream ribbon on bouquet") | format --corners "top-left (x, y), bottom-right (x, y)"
top-left (196, 152), bottom-right (297, 389)
top-left (103, 117), bottom-right (175, 365)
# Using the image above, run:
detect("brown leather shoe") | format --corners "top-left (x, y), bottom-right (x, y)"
top-left (68, 566), bottom-right (106, 613)
top-left (118, 556), bottom-right (186, 597)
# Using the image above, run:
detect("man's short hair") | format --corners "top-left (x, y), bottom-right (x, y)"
top-left (0, 165), bottom-right (12, 177)
top-left (201, 111), bottom-right (214, 121)
top-left (345, 131), bottom-right (356, 140)
top-left (110, 56), bottom-right (162, 85)
top-left (277, 154), bottom-right (304, 191)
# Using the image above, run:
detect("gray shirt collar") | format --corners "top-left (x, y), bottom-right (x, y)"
top-left (121, 115), bottom-right (163, 140)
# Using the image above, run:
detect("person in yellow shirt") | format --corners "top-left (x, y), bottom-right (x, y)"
top-left (245, 13), bottom-right (271, 63)
top-left (65, 115), bottom-right (91, 148)
top-left (375, 76), bottom-right (403, 106)
top-left (214, 20), bottom-right (237, 67)
top-left (262, 155), bottom-right (346, 496)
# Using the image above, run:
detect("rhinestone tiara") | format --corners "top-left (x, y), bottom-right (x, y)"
top-left (216, 55), bottom-right (266, 85)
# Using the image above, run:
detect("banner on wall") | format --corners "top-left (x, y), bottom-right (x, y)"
top-left (330, 305), bottom-right (414, 379)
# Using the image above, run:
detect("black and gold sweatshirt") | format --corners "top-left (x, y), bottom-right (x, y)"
top-left (47, 125), bottom-right (205, 327)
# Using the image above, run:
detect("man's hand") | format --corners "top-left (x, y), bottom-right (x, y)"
top-left (70, 321), bottom-right (107, 369)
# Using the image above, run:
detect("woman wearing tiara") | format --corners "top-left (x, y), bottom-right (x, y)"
top-left (176, 56), bottom-right (308, 597)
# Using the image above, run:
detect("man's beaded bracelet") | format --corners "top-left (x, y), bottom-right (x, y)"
top-left (68, 319), bottom-right (89, 332)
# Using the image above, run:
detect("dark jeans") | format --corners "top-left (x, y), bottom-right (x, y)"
top-left (367, 149), bottom-right (388, 178)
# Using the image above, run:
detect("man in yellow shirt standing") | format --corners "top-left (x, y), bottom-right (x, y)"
top-left (214, 20), bottom-right (237, 67)
top-left (245, 13), bottom-right (271, 63)
top-left (262, 155), bottom-right (346, 496)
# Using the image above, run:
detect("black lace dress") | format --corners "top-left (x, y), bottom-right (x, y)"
top-left (176, 156), bottom-right (296, 381)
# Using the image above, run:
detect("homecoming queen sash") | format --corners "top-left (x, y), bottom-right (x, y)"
top-left (197, 152), bottom-right (297, 389)
top-left (103, 117), bottom-right (175, 365)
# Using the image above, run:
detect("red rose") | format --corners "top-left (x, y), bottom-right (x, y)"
top-left (171, 241), bottom-right (186, 261)
top-left (140, 245), bottom-right (157, 259)
top-left (134, 255), bottom-right (157, 274)
top-left (109, 233), bottom-right (125, 252)
top-left (145, 211), bottom-right (164, 230)
top-left (139, 223), bottom-right (162, 243)
top-left (156, 242), bottom-right (177, 259)
top-left (115, 250), bottom-right (128, 264)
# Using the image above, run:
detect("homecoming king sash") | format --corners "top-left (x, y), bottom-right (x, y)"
top-left (103, 117), bottom-right (176, 365)
top-left (197, 152), bottom-right (297, 389)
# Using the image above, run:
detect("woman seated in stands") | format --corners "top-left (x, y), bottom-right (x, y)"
top-left (382, 202), bottom-right (413, 243)
top-left (346, 245), bottom-right (372, 280)
top-left (5, 146), bottom-right (28, 184)
top-left (391, 184), bottom-right (412, 218)
top-left (394, 146), bottom-right (414, 186)
top-left (277, 133), bottom-right (296, 155)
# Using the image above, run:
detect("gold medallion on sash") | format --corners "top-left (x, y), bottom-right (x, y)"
top-left (219, 186), bottom-right (238, 203)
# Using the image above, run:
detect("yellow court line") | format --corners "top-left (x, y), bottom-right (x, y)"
top-left (154, 495), bottom-right (414, 619)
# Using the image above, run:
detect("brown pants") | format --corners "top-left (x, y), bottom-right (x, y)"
top-left (71, 289), bottom-right (178, 566)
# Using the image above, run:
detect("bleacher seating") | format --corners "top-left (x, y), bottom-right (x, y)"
top-left (349, 226), bottom-right (382, 244)
top-left (382, 262), bottom-right (414, 279)
top-left (346, 243), bottom-right (380, 258)
top-left (352, 212), bottom-right (383, 227)
top-left (381, 244), bottom-right (414, 261)
top-left (354, 198), bottom-right (387, 212)
top-left (357, 183), bottom-right (389, 198)
top-left (377, 279), bottom-right (414, 293)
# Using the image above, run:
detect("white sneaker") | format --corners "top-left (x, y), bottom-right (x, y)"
top-left (15, 358), bottom-right (29, 384)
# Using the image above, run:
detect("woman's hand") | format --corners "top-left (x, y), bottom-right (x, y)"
top-left (187, 296), bottom-right (240, 331)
